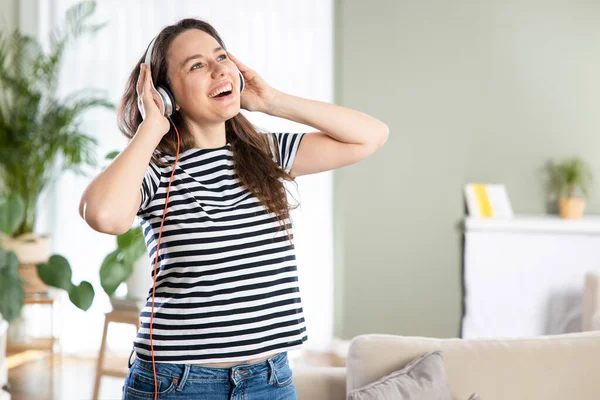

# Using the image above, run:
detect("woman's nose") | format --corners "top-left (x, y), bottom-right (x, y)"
top-left (211, 63), bottom-right (227, 79)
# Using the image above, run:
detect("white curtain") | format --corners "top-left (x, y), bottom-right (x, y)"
top-left (26, 0), bottom-right (334, 355)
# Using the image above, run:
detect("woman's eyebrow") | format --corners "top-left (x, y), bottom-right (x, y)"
top-left (180, 47), bottom-right (224, 68)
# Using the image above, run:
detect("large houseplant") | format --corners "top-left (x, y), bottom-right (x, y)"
top-left (32, 142), bottom-right (151, 307)
top-left (0, 1), bottom-right (111, 320)
top-left (546, 156), bottom-right (593, 219)
top-left (0, 0), bottom-right (110, 238)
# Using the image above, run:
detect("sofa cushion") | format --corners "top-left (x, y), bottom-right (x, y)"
top-left (346, 332), bottom-right (600, 400)
top-left (347, 351), bottom-right (451, 400)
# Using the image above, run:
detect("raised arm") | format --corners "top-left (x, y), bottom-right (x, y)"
top-left (79, 63), bottom-right (169, 235)
top-left (228, 53), bottom-right (388, 178)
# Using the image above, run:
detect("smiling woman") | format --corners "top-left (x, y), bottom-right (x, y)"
top-left (77, 14), bottom-right (386, 400)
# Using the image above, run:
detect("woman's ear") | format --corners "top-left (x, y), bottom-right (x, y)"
top-left (176, 103), bottom-right (181, 111)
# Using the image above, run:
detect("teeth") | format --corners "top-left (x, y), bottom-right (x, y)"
top-left (208, 83), bottom-right (233, 98)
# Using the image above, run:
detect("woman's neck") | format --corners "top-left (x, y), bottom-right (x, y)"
top-left (186, 119), bottom-right (227, 149)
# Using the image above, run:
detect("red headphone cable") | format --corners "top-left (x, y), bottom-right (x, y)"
top-left (150, 117), bottom-right (180, 400)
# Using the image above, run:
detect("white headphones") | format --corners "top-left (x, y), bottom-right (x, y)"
top-left (143, 36), bottom-right (245, 117)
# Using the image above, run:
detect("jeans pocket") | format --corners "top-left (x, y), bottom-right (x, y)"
top-left (269, 358), bottom-right (294, 389)
top-left (125, 366), bottom-right (177, 398)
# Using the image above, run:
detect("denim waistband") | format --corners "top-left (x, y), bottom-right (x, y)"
top-left (130, 351), bottom-right (288, 381)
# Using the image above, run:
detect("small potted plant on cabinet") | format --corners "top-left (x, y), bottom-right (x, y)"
top-left (546, 156), bottom-right (593, 219)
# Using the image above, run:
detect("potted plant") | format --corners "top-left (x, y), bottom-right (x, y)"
top-left (37, 149), bottom-right (150, 310)
top-left (0, 192), bottom-right (93, 319)
top-left (101, 224), bottom-right (149, 300)
top-left (0, 189), bottom-right (148, 319)
top-left (31, 149), bottom-right (148, 313)
top-left (0, 1), bottom-right (110, 291)
top-left (546, 156), bottom-right (593, 219)
top-left (0, 2), bottom-right (152, 332)
top-left (40, 212), bottom-right (148, 308)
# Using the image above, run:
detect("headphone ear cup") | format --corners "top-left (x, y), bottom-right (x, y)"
top-left (156, 85), bottom-right (175, 117)
top-left (239, 71), bottom-right (245, 93)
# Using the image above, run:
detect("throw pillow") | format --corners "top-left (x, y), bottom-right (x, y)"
top-left (347, 351), bottom-right (452, 400)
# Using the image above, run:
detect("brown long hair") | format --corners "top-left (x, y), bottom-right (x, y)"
top-left (117, 19), bottom-right (298, 237)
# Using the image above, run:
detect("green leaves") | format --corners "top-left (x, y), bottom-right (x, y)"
top-left (0, 193), bottom-right (25, 236)
top-left (100, 227), bottom-right (146, 297)
top-left (0, 248), bottom-right (25, 322)
top-left (63, 1), bottom-right (106, 41)
top-left (0, 1), bottom-right (111, 235)
top-left (105, 150), bottom-right (120, 160)
top-left (37, 254), bottom-right (94, 311)
top-left (30, 225), bottom-right (145, 310)
top-left (69, 281), bottom-right (94, 311)
top-left (546, 157), bottom-right (593, 199)
top-left (117, 227), bottom-right (147, 264)
top-left (100, 250), bottom-right (132, 297)
top-left (37, 255), bottom-right (72, 291)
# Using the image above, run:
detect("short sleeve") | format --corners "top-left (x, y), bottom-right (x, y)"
top-left (137, 162), bottom-right (162, 216)
top-left (269, 132), bottom-right (306, 174)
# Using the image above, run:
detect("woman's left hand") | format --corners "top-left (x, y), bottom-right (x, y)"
top-left (228, 53), bottom-right (278, 113)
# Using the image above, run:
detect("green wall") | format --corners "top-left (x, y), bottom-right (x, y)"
top-left (334, 0), bottom-right (600, 339)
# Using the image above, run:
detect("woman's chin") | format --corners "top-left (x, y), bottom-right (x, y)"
top-left (188, 102), bottom-right (241, 123)
top-left (219, 104), bottom-right (241, 121)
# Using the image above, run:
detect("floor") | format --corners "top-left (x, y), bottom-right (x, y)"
top-left (6, 349), bottom-right (345, 400)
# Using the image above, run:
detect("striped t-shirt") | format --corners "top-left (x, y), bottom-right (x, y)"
top-left (132, 131), bottom-right (308, 364)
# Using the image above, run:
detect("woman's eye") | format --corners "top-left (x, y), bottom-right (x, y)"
top-left (190, 55), bottom-right (226, 71)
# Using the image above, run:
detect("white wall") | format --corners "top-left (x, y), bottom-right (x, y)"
top-left (35, 0), bottom-right (334, 355)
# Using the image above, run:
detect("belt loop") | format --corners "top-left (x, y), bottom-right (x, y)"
top-left (267, 358), bottom-right (276, 385)
top-left (176, 364), bottom-right (191, 391)
top-left (229, 366), bottom-right (238, 386)
top-left (127, 348), bottom-right (136, 369)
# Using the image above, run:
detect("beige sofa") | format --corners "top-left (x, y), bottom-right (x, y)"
top-left (292, 331), bottom-right (600, 400)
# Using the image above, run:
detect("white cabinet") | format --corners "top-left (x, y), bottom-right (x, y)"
top-left (461, 215), bottom-right (600, 339)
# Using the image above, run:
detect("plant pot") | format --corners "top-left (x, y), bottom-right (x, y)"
top-left (6, 315), bottom-right (30, 345)
top-left (559, 196), bottom-right (586, 219)
top-left (126, 252), bottom-right (152, 301)
top-left (0, 233), bottom-right (51, 263)
top-left (0, 233), bottom-right (51, 295)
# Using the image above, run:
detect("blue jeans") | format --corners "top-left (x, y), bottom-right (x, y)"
top-left (121, 350), bottom-right (298, 400)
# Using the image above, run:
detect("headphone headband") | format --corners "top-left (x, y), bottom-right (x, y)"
top-left (145, 36), bottom-right (157, 71)
top-left (142, 36), bottom-right (174, 116)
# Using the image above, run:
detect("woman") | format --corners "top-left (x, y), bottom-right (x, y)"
top-left (79, 18), bottom-right (387, 400)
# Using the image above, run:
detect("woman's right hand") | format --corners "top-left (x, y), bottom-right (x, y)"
top-left (136, 63), bottom-right (171, 136)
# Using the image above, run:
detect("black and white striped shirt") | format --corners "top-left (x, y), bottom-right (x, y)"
top-left (132, 132), bottom-right (308, 364)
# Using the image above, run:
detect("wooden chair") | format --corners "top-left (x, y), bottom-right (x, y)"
top-left (92, 305), bottom-right (141, 400)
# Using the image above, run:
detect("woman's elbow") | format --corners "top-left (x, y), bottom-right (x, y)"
top-left (377, 122), bottom-right (389, 148)
top-left (365, 123), bottom-right (389, 154)
top-left (80, 201), bottom-right (131, 236)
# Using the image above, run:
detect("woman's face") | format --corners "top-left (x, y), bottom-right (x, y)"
top-left (166, 29), bottom-right (241, 123)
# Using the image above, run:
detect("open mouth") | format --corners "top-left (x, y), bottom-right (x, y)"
top-left (209, 90), bottom-right (234, 102)
top-left (212, 90), bottom-right (232, 98)
top-left (208, 82), bottom-right (234, 101)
